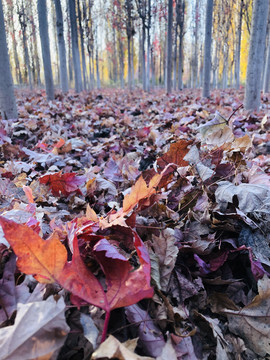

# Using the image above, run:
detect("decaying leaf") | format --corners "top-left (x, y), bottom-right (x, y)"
top-left (0, 296), bottom-right (69, 360)
top-left (215, 181), bottom-right (270, 213)
top-left (224, 276), bottom-right (270, 357)
top-left (92, 335), bottom-right (154, 360)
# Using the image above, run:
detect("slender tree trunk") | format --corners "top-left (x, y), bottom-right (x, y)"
top-left (118, 30), bottom-right (124, 88)
top-left (235, 0), bottom-right (243, 89)
top-left (178, 32), bottom-right (183, 90)
top-left (54, 0), bottom-right (69, 93)
top-left (192, 0), bottom-right (199, 88)
top-left (138, 27), bottom-right (142, 84)
top-left (0, 0), bottom-right (17, 119)
top-left (38, 0), bottom-right (54, 100)
top-left (127, 34), bottom-right (132, 90)
top-left (77, 0), bottom-right (87, 90)
top-left (146, 0), bottom-right (151, 92)
top-left (142, 23), bottom-right (146, 91)
top-left (263, 36), bottom-right (270, 92)
top-left (18, 2), bottom-right (32, 89)
top-left (96, 45), bottom-right (100, 89)
top-left (69, 0), bottom-right (83, 92)
top-left (151, 46), bottom-right (155, 87)
top-left (244, 0), bottom-right (269, 110)
top-left (66, 0), bottom-right (73, 84)
top-left (176, 0), bottom-right (185, 90)
top-left (131, 33), bottom-right (135, 87)
top-left (8, 0), bottom-right (22, 85)
top-left (173, 24), bottom-right (177, 90)
top-left (166, 0), bottom-right (173, 94)
top-left (202, 0), bottom-right (213, 97)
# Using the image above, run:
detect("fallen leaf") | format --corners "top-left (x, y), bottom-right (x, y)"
top-left (92, 335), bottom-right (154, 360)
top-left (225, 276), bottom-right (270, 357)
top-left (0, 296), bottom-right (69, 360)
top-left (0, 217), bottom-right (67, 283)
top-left (39, 171), bottom-right (86, 197)
top-left (151, 228), bottom-right (178, 291)
top-left (123, 174), bottom-right (162, 214)
top-left (215, 181), bottom-right (270, 213)
top-left (157, 140), bottom-right (191, 170)
top-left (126, 304), bottom-right (165, 357)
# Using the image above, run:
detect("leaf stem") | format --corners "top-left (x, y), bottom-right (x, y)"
top-left (101, 310), bottom-right (111, 343)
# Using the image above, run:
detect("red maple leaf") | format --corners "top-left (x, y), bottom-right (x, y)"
top-left (39, 171), bottom-right (86, 197)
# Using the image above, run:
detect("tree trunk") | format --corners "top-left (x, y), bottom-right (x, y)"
top-left (66, 0), bottom-right (73, 84)
top-left (118, 30), bottom-right (124, 88)
top-left (192, 0), bottom-right (199, 88)
top-left (77, 0), bottom-right (87, 90)
top-left (142, 23), bottom-right (146, 91)
top-left (8, 0), bottom-right (22, 85)
top-left (17, 2), bottom-right (32, 88)
top-left (131, 33), bottom-right (135, 87)
top-left (54, 0), bottom-right (69, 93)
top-left (0, 0), bottom-right (17, 119)
top-left (176, 0), bottom-right (185, 90)
top-left (146, 0), bottom-right (151, 92)
top-left (244, 0), bottom-right (269, 110)
top-left (125, 0), bottom-right (133, 90)
top-left (30, 3), bottom-right (41, 86)
top-left (263, 39), bottom-right (270, 93)
top-left (235, 0), bottom-right (243, 89)
top-left (38, 0), bottom-right (54, 100)
top-left (173, 24), bottom-right (177, 90)
top-left (96, 44), bottom-right (100, 89)
top-left (69, 0), bottom-right (83, 92)
top-left (166, 0), bottom-right (173, 94)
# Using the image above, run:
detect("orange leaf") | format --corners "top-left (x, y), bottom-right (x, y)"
top-left (0, 217), bottom-right (67, 283)
top-left (122, 173), bottom-right (162, 214)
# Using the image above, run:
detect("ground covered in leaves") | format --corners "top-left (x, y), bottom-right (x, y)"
top-left (0, 88), bottom-right (270, 360)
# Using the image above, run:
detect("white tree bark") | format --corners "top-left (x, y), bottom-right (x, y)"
top-left (54, 0), bottom-right (69, 93)
top-left (38, 0), bottom-right (54, 100)
top-left (0, 0), bottom-right (17, 119)
top-left (202, 0), bottom-right (213, 97)
top-left (69, 0), bottom-right (83, 93)
top-left (244, 0), bottom-right (269, 110)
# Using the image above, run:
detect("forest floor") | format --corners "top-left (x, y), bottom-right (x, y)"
top-left (0, 87), bottom-right (270, 359)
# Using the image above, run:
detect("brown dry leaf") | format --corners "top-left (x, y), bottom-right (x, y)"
top-left (224, 276), bottom-right (270, 357)
top-left (151, 228), bottom-right (178, 291)
top-left (231, 134), bottom-right (252, 152)
top-left (0, 296), bottom-right (69, 360)
top-left (157, 140), bottom-right (191, 170)
top-left (92, 335), bottom-right (154, 360)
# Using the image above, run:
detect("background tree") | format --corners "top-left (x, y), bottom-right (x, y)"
top-left (244, 0), bottom-right (269, 110)
top-left (69, 0), bottom-right (83, 92)
top-left (0, 0), bottom-right (17, 119)
top-left (38, 0), bottom-right (54, 100)
top-left (202, 0), bottom-right (213, 98)
top-left (17, 0), bottom-right (32, 89)
top-left (166, 0), bottom-right (173, 94)
top-left (54, 0), bottom-right (69, 93)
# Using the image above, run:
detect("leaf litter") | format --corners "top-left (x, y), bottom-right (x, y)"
top-left (0, 88), bottom-right (269, 359)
